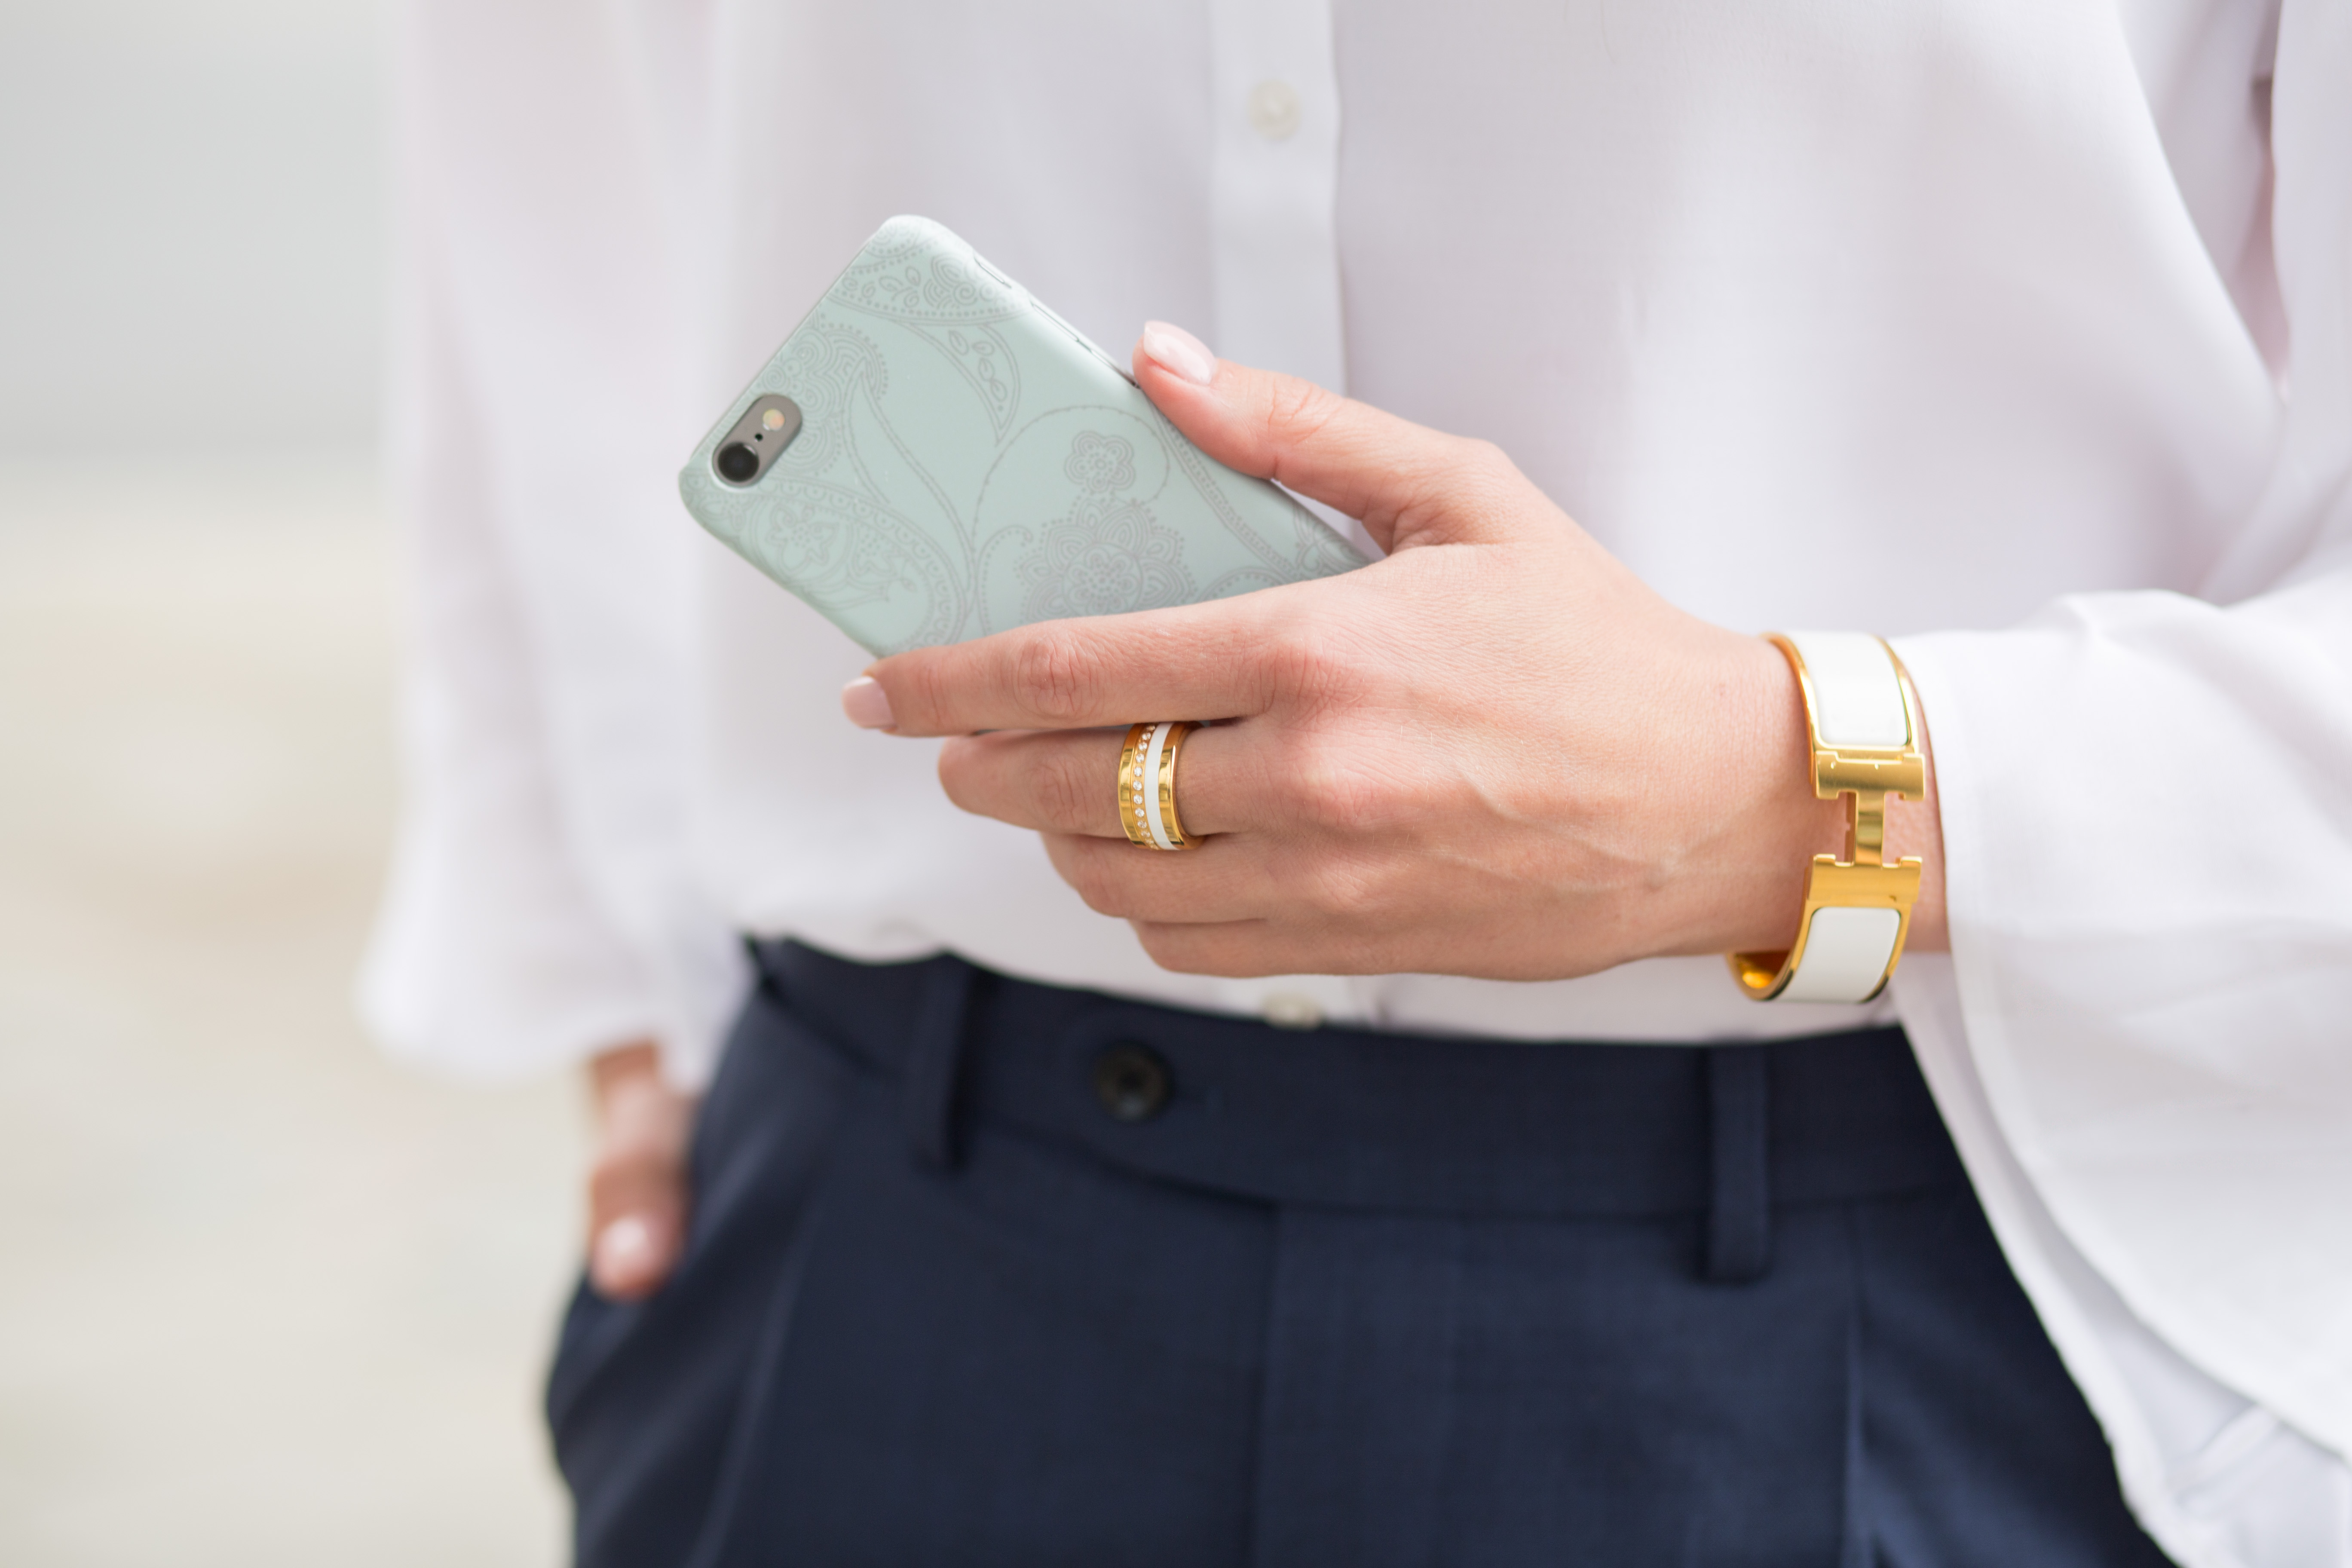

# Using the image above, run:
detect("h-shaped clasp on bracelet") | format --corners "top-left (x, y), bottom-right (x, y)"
top-left (1730, 632), bottom-right (1926, 1005)
top-left (1813, 745), bottom-right (1926, 870)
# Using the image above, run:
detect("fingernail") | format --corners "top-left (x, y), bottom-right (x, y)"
top-left (594, 1216), bottom-right (654, 1280)
top-left (1140, 321), bottom-right (1217, 387)
top-left (842, 675), bottom-right (895, 729)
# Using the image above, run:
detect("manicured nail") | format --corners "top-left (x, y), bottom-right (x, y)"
top-left (842, 675), bottom-right (895, 729)
top-left (594, 1216), bottom-right (655, 1280)
top-left (1140, 321), bottom-right (1217, 387)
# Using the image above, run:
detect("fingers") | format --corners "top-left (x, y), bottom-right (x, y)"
top-left (590, 1202), bottom-right (683, 1301)
top-left (586, 1044), bottom-right (695, 1302)
top-left (1131, 322), bottom-right (1529, 554)
top-left (1041, 831), bottom-right (1276, 925)
top-left (938, 724), bottom-right (1261, 837)
top-left (867, 587), bottom-right (1307, 737)
top-left (1131, 917), bottom-right (1397, 979)
top-left (857, 336), bottom-right (1552, 741)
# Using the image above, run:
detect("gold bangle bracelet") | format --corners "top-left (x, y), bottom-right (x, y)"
top-left (1727, 633), bottom-right (1924, 1005)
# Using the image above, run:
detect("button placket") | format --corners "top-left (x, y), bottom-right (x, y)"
top-left (1206, 0), bottom-right (1346, 393)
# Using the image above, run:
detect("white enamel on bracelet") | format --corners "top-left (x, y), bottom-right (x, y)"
top-left (1728, 632), bottom-right (1925, 1006)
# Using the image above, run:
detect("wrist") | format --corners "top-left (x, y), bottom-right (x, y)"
top-left (1650, 631), bottom-right (1847, 958)
top-left (1703, 634), bottom-right (1844, 959)
top-left (1648, 629), bottom-right (1953, 964)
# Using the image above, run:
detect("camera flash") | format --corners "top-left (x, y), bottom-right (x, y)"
top-left (762, 407), bottom-right (787, 430)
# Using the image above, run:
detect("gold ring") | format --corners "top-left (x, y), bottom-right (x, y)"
top-left (1118, 722), bottom-right (1202, 850)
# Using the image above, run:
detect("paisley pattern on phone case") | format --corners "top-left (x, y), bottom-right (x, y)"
top-left (679, 215), bottom-right (1367, 657)
top-left (768, 323), bottom-right (886, 478)
top-left (738, 480), bottom-right (961, 652)
top-left (1014, 432), bottom-right (1194, 621)
top-left (828, 218), bottom-right (1024, 325)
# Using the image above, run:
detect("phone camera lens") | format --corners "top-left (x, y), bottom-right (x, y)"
top-left (716, 442), bottom-right (759, 483)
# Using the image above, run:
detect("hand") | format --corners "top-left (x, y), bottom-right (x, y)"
top-left (848, 322), bottom-right (1945, 979)
top-left (584, 1042), bottom-right (695, 1301)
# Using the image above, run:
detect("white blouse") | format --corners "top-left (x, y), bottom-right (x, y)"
top-left (362, 2), bottom-right (2352, 1561)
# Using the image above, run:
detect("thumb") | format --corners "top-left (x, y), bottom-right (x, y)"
top-left (1131, 321), bottom-right (1525, 554)
top-left (586, 1044), bottom-right (695, 1302)
top-left (588, 1153), bottom-right (688, 1302)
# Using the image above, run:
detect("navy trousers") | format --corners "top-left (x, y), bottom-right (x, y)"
top-left (548, 942), bottom-right (2171, 1568)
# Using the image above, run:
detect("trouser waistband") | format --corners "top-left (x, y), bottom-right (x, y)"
top-left (747, 939), bottom-right (1965, 1283)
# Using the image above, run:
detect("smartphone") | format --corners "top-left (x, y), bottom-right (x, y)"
top-left (677, 216), bottom-right (1366, 658)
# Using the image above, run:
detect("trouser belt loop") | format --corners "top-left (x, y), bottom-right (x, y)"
top-left (903, 954), bottom-right (978, 1170)
top-left (1705, 1045), bottom-right (1773, 1283)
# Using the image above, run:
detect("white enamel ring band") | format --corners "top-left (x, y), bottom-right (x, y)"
top-left (1118, 722), bottom-right (1202, 851)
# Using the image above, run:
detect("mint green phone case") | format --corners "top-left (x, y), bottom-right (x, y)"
top-left (678, 216), bottom-right (1366, 657)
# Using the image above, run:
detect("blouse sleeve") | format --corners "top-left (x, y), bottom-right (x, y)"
top-left (357, 0), bottom-right (745, 1089)
top-left (1891, 2), bottom-right (2352, 1559)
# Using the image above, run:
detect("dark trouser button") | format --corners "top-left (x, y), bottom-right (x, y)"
top-left (1093, 1041), bottom-right (1172, 1122)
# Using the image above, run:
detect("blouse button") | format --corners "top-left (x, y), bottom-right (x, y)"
top-left (1093, 1041), bottom-right (1173, 1123)
top-left (1246, 79), bottom-right (1302, 141)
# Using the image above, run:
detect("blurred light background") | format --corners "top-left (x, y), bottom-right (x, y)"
top-left (1, 2), bottom-right (578, 1562)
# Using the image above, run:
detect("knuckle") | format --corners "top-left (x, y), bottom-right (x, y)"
top-left (1270, 731), bottom-right (1387, 833)
top-left (1062, 844), bottom-right (1133, 917)
top-left (1261, 620), bottom-right (1359, 713)
top-left (1266, 376), bottom-right (1346, 447)
top-left (1009, 627), bottom-right (1103, 724)
top-left (1457, 437), bottom-right (1514, 481)
top-left (1392, 436), bottom-right (1517, 536)
top-left (897, 652), bottom-right (957, 733)
top-left (1030, 749), bottom-right (1100, 831)
top-left (1454, 439), bottom-right (1528, 511)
